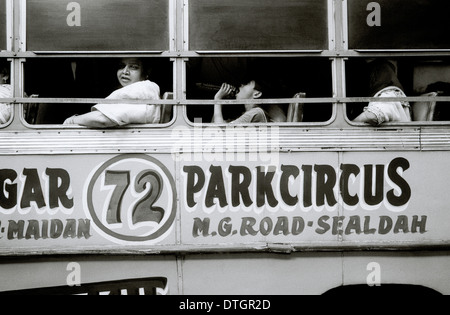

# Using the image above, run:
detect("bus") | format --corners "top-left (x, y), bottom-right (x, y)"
top-left (0, 0), bottom-right (449, 295)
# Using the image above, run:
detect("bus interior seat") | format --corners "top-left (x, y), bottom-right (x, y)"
top-left (24, 103), bottom-right (39, 125)
top-left (161, 92), bottom-right (174, 123)
top-left (412, 92), bottom-right (438, 121)
top-left (286, 92), bottom-right (306, 122)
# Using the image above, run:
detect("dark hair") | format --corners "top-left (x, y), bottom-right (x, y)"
top-left (368, 59), bottom-right (404, 96)
top-left (117, 57), bottom-right (152, 80)
top-left (240, 77), bottom-right (274, 98)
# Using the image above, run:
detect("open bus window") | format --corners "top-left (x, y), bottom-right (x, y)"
top-left (186, 57), bottom-right (333, 124)
top-left (346, 58), bottom-right (450, 124)
top-left (0, 59), bottom-right (12, 126)
top-left (23, 58), bottom-right (173, 126)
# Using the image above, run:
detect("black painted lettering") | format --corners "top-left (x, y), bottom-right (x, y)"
top-left (64, 219), bottom-right (77, 238)
top-left (292, 217), bottom-right (305, 235)
top-left (394, 215), bottom-right (409, 234)
top-left (378, 216), bottom-right (393, 235)
top-left (340, 164), bottom-right (360, 207)
top-left (8, 220), bottom-right (25, 239)
top-left (363, 165), bottom-right (384, 206)
top-left (183, 166), bottom-right (205, 208)
top-left (240, 217), bottom-right (258, 236)
top-left (77, 219), bottom-right (91, 239)
top-left (273, 216), bottom-right (290, 236)
top-left (411, 215), bottom-right (427, 234)
top-left (256, 166), bottom-right (278, 208)
top-left (193, 217), bottom-right (210, 237)
top-left (315, 165), bottom-right (337, 207)
top-left (387, 158), bottom-right (411, 207)
top-left (259, 217), bottom-right (273, 236)
top-left (46, 168), bottom-right (74, 209)
top-left (229, 166), bottom-right (253, 207)
top-left (315, 216), bottom-right (330, 234)
top-left (345, 215), bottom-right (362, 235)
top-left (50, 219), bottom-right (64, 239)
top-left (25, 220), bottom-right (40, 240)
top-left (0, 169), bottom-right (17, 209)
top-left (218, 217), bottom-right (232, 237)
top-left (280, 165), bottom-right (299, 206)
top-left (21, 169), bottom-right (46, 209)
top-left (363, 216), bottom-right (376, 235)
top-left (205, 166), bottom-right (228, 208)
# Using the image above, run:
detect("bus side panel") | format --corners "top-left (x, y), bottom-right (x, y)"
top-left (0, 255), bottom-right (179, 295)
top-left (181, 252), bottom-right (343, 295)
top-left (342, 251), bottom-right (450, 295)
top-left (0, 153), bottom-right (178, 254)
top-left (340, 151), bottom-right (450, 246)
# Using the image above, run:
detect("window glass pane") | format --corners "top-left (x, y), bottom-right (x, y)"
top-left (26, 0), bottom-right (169, 51)
top-left (348, 0), bottom-right (450, 50)
top-left (186, 57), bottom-right (333, 124)
top-left (24, 58), bottom-right (173, 125)
top-left (0, 0), bottom-right (6, 51)
top-left (189, 0), bottom-right (328, 51)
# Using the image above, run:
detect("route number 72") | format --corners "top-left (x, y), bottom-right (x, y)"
top-left (103, 170), bottom-right (164, 225)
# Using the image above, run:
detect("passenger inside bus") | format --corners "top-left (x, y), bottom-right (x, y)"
top-left (353, 59), bottom-right (412, 126)
top-left (211, 80), bottom-right (286, 124)
top-left (23, 57), bottom-right (172, 125)
top-left (186, 57), bottom-right (333, 124)
top-left (0, 60), bottom-right (12, 124)
top-left (63, 58), bottom-right (162, 127)
top-left (422, 82), bottom-right (450, 121)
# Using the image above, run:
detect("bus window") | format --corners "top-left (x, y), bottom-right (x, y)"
top-left (348, 0), bottom-right (450, 50)
top-left (346, 59), bottom-right (410, 124)
top-left (26, 0), bottom-right (169, 52)
top-left (188, 0), bottom-right (328, 51)
top-left (186, 57), bottom-right (333, 124)
top-left (346, 58), bottom-right (450, 124)
top-left (24, 58), bottom-right (173, 126)
top-left (0, 59), bottom-right (11, 126)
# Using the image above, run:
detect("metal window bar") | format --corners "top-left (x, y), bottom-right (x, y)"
top-left (2, 96), bottom-right (450, 106)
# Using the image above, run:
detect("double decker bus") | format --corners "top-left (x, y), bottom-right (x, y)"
top-left (0, 0), bottom-right (449, 295)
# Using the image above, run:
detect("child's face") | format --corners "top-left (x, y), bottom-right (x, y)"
top-left (117, 58), bottom-right (146, 87)
top-left (236, 81), bottom-right (261, 100)
top-left (236, 81), bottom-right (262, 111)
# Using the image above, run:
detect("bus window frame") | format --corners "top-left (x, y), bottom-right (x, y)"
top-left (343, 54), bottom-right (450, 127)
top-left (341, 0), bottom-right (450, 127)
top-left (183, 55), bottom-right (337, 127)
top-left (344, 97), bottom-right (450, 127)
top-left (2, 0), bottom-right (450, 129)
top-left (13, 55), bottom-right (178, 130)
top-left (183, 101), bottom-right (338, 129)
top-left (179, 0), bottom-right (338, 128)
